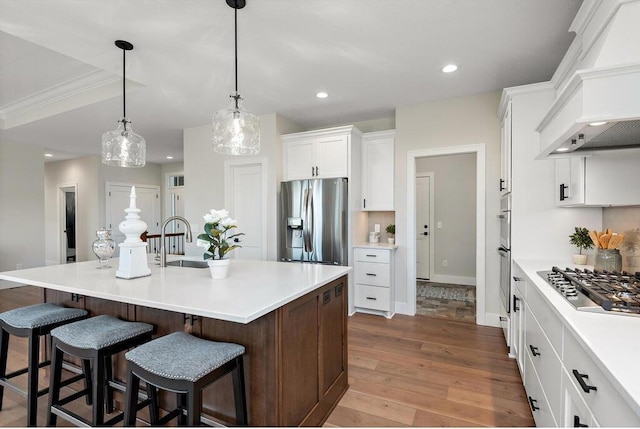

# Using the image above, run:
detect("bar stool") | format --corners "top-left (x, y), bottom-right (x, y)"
top-left (123, 331), bottom-right (247, 427)
top-left (47, 315), bottom-right (154, 427)
top-left (0, 303), bottom-right (88, 427)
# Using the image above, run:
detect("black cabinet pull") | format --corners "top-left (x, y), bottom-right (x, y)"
top-left (560, 183), bottom-right (568, 201)
top-left (529, 345), bottom-right (541, 356)
top-left (513, 276), bottom-right (522, 282)
top-left (335, 284), bottom-right (343, 297)
top-left (365, 254), bottom-right (377, 257)
top-left (499, 316), bottom-right (507, 322)
top-left (572, 369), bottom-right (597, 393)
top-left (499, 178), bottom-right (506, 191)
top-left (366, 296), bottom-right (377, 300)
top-left (312, 166), bottom-right (315, 177)
top-left (366, 273), bottom-right (377, 276)
top-left (574, 415), bottom-right (588, 428)
top-left (513, 295), bottom-right (520, 312)
top-left (363, 198), bottom-right (366, 208)
top-left (315, 166), bottom-right (319, 176)
top-left (528, 396), bottom-right (539, 411)
top-left (323, 290), bottom-right (331, 305)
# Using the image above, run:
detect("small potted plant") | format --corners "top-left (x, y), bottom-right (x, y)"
top-left (386, 224), bottom-right (395, 245)
top-left (197, 209), bottom-right (244, 279)
top-left (569, 226), bottom-right (593, 265)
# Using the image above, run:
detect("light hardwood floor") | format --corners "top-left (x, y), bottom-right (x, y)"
top-left (0, 286), bottom-right (533, 427)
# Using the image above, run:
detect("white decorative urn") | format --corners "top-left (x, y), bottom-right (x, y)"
top-left (116, 186), bottom-right (151, 279)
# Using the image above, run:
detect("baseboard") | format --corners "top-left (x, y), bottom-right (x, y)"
top-left (429, 274), bottom-right (476, 286)
top-left (483, 312), bottom-right (501, 328)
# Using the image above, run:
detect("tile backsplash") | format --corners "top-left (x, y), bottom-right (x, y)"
top-left (366, 211), bottom-right (395, 242)
top-left (603, 207), bottom-right (640, 273)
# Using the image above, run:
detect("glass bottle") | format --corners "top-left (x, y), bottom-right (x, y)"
top-left (92, 229), bottom-right (116, 268)
top-left (594, 248), bottom-right (622, 272)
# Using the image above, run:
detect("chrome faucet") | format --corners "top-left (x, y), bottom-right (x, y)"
top-left (160, 216), bottom-right (193, 267)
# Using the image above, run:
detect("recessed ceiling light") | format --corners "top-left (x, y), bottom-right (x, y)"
top-left (166, 156), bottom-right (174, 160)
top-left (589, 121), bottom-right (608, 126)
top-left (556, 147), bottom-right (570, 152)
top-left (442, 64), bottom-right (458, 73)
top-left (316, 92), bottom-right (329, 99)
top-left (44, 153), bottom-right (53, 157)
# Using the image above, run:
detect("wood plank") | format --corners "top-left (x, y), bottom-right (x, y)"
top-left (331, 390), bottom-right (416, 426)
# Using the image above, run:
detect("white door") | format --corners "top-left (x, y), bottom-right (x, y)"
top-left (106, 183), bottom-right (161, 255)
top-left (416, 175), bottom-right (431, 279)
top-left (225, 161), bottom-right (266, 260)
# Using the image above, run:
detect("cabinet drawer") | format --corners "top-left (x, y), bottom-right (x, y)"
top-left (524, 351), bottom-right (557, 427)
top-left (354, 248), bottom-right (390, 263)
top-left (561, 367), bottom-right (596, 428)
top-left (355, 284), bottom-right (391, 311)
top-left (355, 262), bottom-right (390, 287)
top-left (563, 328), bottom-right (640, 427)
top-left (526, 282), bottom-right (562, 352)
top-left (524, 305), bottom-right (562, 422)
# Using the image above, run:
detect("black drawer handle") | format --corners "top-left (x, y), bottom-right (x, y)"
top-left (529, 345), bottom-right (541, 357)
top-left (365, 254), bottom-right (377, 257)
top-left (366, 296), bottom-right (377, 300)
top-left (366, 273), bottom-right (377, 276)
top-left (513, 276), bottom-right (522, 282)
top-left (572, 369), bottom-right (597, 393)
top-left (499, 178), bottom-right (505, 191)
top-left (513, 295), bottom-right (520, 312)
top-left (574, 415), bottom-right (588, 428)
top-left (560, 183), bottom-right (568, 201)
top-left (528, 396), bottom-right (539, 411)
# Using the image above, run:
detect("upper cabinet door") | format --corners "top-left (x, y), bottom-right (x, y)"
top-left (315, 135), bottom-right (348, 179)
top-left (284, 139), bottom-right (315, 181)
top-left (500, 102), bottom-right (512, 195)
top-left (361, 131), bottom-right (395, 211)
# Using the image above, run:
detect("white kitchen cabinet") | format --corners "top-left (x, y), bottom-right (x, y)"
top-left (556, 156), bottom-right (640, 206)
top-left (511, 272), bottom-right (525, 375)
top-left (353, 246), bottom-right (395, 318)
top-left (561, 367), bottom-right (598, 428)
top-left (361, 130), bottom-right (395, 211)
top-left (524, 351), bottom-right (558, 427)
top-left (500, 100), bottom-right (512, 194)
top-left (282, 126), bottom-right (358, 180)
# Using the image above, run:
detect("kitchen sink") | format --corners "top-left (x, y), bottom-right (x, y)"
top-left (165, 259), bottom-right (208, 268)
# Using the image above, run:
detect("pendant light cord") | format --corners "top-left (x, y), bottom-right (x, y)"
top-left (234, 4), bottom-right (239, 109)
top-left (122, 47), bottom-right (127, 119)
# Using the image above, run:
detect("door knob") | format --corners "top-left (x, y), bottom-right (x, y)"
top-left (423, 232), bottom-right (428, 236)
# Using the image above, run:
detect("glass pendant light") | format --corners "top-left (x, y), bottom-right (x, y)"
top-left (102, 40), bottom-right (146, 167)
top-left (213, 0), bottom-right (260, 156)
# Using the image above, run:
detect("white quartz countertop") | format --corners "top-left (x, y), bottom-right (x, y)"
top-left (0, 257), bottom-right (351, 324)
top-left (353, 242), bottom-right (398, 250)
top-left (515, 258), bottom-right (640, 415)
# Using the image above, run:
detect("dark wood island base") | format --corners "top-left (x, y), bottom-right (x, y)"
top-left (44, 275), bottom-right (348, 426)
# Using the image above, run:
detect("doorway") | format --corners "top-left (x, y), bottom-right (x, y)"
top-left (59, 184), bottom-right (77, 264)
top-left (415, 173), bottom-right (434, 280)
top-left (224, 158), bottom-right (267, 260)
top-left (406, 144), bottom-right (486, 325)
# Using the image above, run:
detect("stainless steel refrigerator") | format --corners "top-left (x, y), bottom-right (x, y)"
top-left (279, 178), bottom-right (348, 265)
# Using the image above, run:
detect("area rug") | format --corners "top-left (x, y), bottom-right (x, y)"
top-left (417, 282), bottom-right (475, 303)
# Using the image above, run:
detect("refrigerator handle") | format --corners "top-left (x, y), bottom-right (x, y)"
top-left (302, 188), bottom-right (313, 252)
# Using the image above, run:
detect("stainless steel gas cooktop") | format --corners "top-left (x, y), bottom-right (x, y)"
top-left (538, 266), bottom-right (640, 316)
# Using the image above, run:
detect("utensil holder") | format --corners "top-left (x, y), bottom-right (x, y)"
top-left (594, 249), bottom-right (622, 272)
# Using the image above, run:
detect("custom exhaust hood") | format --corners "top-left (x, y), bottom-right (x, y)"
top-left (536, 1), bottom-right (640, 159)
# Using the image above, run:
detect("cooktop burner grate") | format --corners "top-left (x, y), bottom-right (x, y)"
top-left (539, 267), bottom-right (640, 315)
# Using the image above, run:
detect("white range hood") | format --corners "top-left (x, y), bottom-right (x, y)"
top-left (536, 0), bottom-right (640, 159)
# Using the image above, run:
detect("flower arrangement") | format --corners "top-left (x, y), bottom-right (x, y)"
top-left (196, 209), bottom-right (244, 260)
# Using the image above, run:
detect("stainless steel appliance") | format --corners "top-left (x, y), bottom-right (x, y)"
top-left (498, 193), bottom-right (511, 343)
top-left (279, 178), bottom-right (348, 265)
top-left (538, 267), bottom-right (640, 316)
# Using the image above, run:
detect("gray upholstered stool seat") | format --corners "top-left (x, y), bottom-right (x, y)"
top-left (0, 303), bottom-right (88, 426)
top-left (126, 331), bottom-right (245, 382)
top-left (47, 315), bottom-right (154, 427)
top-left (123, 332), bottom-right (247, 426)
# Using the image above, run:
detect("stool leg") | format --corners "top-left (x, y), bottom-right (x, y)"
top-left (91, 353), bottom-right (105, 426)
top-left (104, 355), bottom-right (114, 413)
top-left (148, 386), bottom-right (160, 425)
top-left (0, 328), bottom-right (9, 412)
top-left (186, 386), bottom-right (200, 427)
top-left (232, 356), bottom-right (248, 426)
top-left (82, 359), bottom-right (92, 405)
top-left (123, 367), bottom-right (139, 427)
top-left (26, 333), bottom-right (40, 426)
top-left (47, 341), bottom-right (64, 427)
top-left (177, 392), bottom-right (187, 426)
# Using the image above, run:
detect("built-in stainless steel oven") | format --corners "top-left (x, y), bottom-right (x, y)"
top-left (498, 193), bottom-right (511, 345)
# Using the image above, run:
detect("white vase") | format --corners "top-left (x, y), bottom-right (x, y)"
top-left (388, 237), bottom-right (395, 244)
top-left (572, 254), bottom-right (588, 265)
top-left (207, 259), bottom-right (230, 279)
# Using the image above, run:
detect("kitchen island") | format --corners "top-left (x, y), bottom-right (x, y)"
top-left (0, 258), bottom-right (351, 426)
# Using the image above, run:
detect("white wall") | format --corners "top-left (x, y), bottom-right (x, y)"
top-left (416, 153), bottom-right (476, 281)
top-left (183, 113), bottom-right (302, 260)
top-left (395, 92), bottom-right (502, 319)
top-left (44, 156), bottom-right (162, 265)
top-left (0, 141), bottom-right (45, 276)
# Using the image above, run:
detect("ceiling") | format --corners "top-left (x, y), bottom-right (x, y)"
top-left (0, 0), bottom-right (582, 164)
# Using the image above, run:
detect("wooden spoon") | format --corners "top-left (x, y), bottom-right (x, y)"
top-left (600, 233), bottom-right (612, 249)
top-left (589, 230), bottom-right (601, 248)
